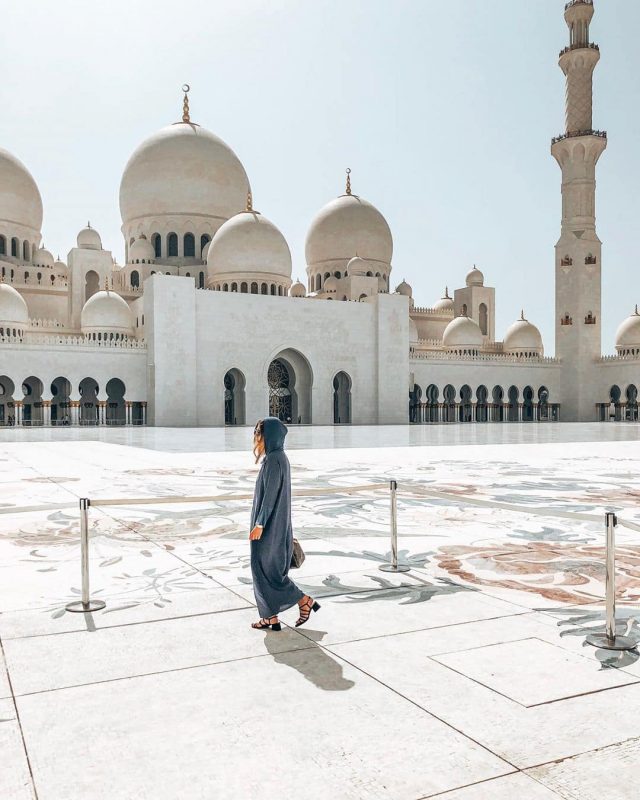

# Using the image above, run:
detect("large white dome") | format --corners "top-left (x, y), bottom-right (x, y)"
top-left (81, 290), bottom-right (133, 337)
top-left (615, 307), bottom-right (640, 354)
top-left (305, 193), bottom-right (392, 268)
top-left (503, 313), bottom-right (543, 355)
top-left (442, 316), bottom-right (483, 349)
top-left (119, 123), bottom-right (250, 225)
top-left (77, 224), bottom-right (102, 251)
top-left (0, 148), bottom-right (43, 233)
top-left (0, 282), bottom-right (29, 331)
top-left (207, 210), bottom-right (291, 283)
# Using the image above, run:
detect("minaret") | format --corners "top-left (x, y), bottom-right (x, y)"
top-left (552, 0), bottom-right (606, 421)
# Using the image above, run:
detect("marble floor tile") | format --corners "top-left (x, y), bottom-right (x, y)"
top-left (0, 649), bottom-right (11, 699)
top-left (432, 637), bottom-right (639, 706)
top-left (4, 607), bottom-right (314, 695)
top-left (0, 698), bottom-right (35, 799)
top-left (0, 584), bottom-right (251, 639)
top-left (429, 772), bottom-right (562, 799)
top-left (17, 650), bottom-right (512, 800)
top-left (330, 629), bottom-right (640, 767)
top-left (526, 737), bottom-right (640, 800)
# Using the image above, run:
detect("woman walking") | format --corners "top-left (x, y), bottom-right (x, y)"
top-left (249, 417), bottom-right (320, 631)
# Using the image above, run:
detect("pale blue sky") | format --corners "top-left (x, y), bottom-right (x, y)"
top-left (2, 0), bottom-right (638, 352)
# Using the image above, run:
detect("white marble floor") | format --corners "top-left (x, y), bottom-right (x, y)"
top-left (1, 427), bottom-right (639, 799)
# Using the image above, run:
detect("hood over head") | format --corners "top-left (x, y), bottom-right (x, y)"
top-left (262, 417), bottom-right (288, 454)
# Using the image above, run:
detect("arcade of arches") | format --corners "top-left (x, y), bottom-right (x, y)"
top-left (0, 376), bottom-right (145, 426)
top-left (598, 385), bottom-right (640, 421)
top-left (409, 384), bottom-right (560, 423)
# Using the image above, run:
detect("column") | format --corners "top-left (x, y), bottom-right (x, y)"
top-left (125, 401), bottom-right (131, 425)
top-left (142, 402), bottom-right (147, 425)
top-left (518, 403), bottom-right (523, 422)
top-left (15, 401), bottom-right (22, 426)
top-left (70, 401), bottom-right (79, 426)
top-left (43, 401), bottom-right (51, 426)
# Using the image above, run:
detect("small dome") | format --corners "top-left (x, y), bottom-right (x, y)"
top-left (201, 240), bottom-right (211, 260)
top-left (54, 255), bottom-right (67, 272)
top-left (465, 266), bottom-right (484, 287)
top-left (0, 282), bottom-right (29, 331)
top-left (33, 247), bottom-right (54, 267)
top-left (128, 236), bottom-right (155, 264)
top-left (346, 256), bottom-right (369, 276)
top-left (503, 312), bottom-right (544, 355)
top-left (207, 210), bottom-right (291, 282)
top-left (615, 307), bottom-right (640, 353)
top-left (396, 279), bottom-right (412, 297)
top-left (77, 224), bottom-right (102, 251)
top-left (0, 147), bottom-right (43, 233)
top-left (433, 288), bottom-right (454, 312)
top-left (409, 317), bottom-right (419, 344)
top-left (290, 279), bottom-right (306, 298)
top-left (442, 315), bottom-right (483, 349)
top-left (324, 276), bottom-right (338, 293)
top-left (306, 193), bottom-right (392, 268)
top-left (81, 289), bottom-right (133, 337)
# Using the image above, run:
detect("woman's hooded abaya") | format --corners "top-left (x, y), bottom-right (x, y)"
top-left (250, 417), bottom-right (304, 618)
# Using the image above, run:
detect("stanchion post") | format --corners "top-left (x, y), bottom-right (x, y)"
top-left (586, 511), bottom-right (638, 651)
top-left (65, 498), bottom-right (106, 613)
top-left (380, 480), bottom-right (410, 573)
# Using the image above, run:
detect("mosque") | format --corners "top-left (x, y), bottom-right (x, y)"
top-left (0, 0), bottom-right (637, 427)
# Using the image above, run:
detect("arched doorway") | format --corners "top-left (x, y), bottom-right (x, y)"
top-left (267, 350), bottom-right (312, 423)
top-left (333, 371), bottom-right (351, 424)
top-left (22, 376), bottom-right (44, 425)
top-left (409, 384), bottom-right (422, 423)
top-left (479, 303), bottom-right (488, 335)
top-left (459, 385), bottom-right (473, 422)
top-left (508, 386), bottom-right (519, 422)
top-left (106, 378), bottom-right (126, 425)
top-left (425, 384), bottom-right (439, 423)
top-left (476, 385), bottom-right (488, 422)
top-left (492, 386), bottom-right (504, 421)
top-left (443, 384), bottom-right (456, 422)
top-left (0, 376), bottom-right (15, 425)
top-left (626, 385), bottom-right (638, 421)
top-left (610, 385), bottom-right (621, 421)
top-left (523, 386), bottom-right (534, 421)
top-left (538, 386), bottom-right (550, 420)
top-left (85, 270), bottom-right (100, 302)
top-left (79, 377), bottom-right (99, 425)
top-left (224, 369), bottom-right (246, 425)
top-left (51, 377), bottom-right (71, 425)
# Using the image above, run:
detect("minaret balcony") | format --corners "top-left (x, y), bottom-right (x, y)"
top-left (559, 42), bottom-right (599, 58)
top-left (565, 0), bottom-right (593, 10)
top-left (551, 129), bottom-right (606, 145)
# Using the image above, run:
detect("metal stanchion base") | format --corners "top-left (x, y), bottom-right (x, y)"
top-left (65, 600), bottom-right (106, 613)
top-left (586, 633), bottom-right (639, 651)
top-left (379, 564), bottom-right (411, 573)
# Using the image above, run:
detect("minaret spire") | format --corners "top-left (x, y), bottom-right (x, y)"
top-left (345, 168), bottom-right (352, 196)
top-left (552, 0), bottom-right (606, 421)
top-left (182, 84), bottom-right (191, 123)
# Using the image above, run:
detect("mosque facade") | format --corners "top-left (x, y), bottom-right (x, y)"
top-left (0, 0), bottom-right (637, 427)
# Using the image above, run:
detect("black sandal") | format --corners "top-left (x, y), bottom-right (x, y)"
top-left (251, 616), bottom-right (281, 631)
top-left (295, 597), bottom-right (321, 627)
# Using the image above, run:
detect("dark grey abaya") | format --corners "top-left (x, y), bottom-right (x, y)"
top-left (250, 417), bottom-right (304, 618)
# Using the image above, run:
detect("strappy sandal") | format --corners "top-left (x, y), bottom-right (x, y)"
top-left (295, 597), bottom-right (321, 627)
top-left (251, 616), bottom-right (281, 632)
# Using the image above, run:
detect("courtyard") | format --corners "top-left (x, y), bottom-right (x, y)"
top-left (1, 424), bottom-right (640, 799)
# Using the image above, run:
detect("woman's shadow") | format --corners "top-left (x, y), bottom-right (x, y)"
top-left (263, 627), bottom-right (355, 691)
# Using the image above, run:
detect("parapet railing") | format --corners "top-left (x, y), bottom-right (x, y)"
top-left (552, 129), bottom-right (607, 145)
top-left (63, 481), bottom-right (638, 651)
top-left (559, 42), bottom-right (599, 57)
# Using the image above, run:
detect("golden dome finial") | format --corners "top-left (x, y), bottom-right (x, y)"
top-left (345, 168), bottom-right (352, 195)
top-left (246, 190), bottom-right (253, 212)
top-left (520, 309), bottom-right (525, 320)
top-left (182, 84), bottom-right (191, 123)
top-left (445, 286), bottom-right (450, 298)
top-left (635, 304), bottom-right (639, 316)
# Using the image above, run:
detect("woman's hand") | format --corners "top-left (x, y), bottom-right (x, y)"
top-left (249, 525), bottom-right (264, 540)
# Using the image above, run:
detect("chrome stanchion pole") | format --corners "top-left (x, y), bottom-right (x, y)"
top-left (380, 480), bottom-right (410, 573)
top-left (587, 511), bottom-right (637, 651)
top-left (66, 498), bottom-right (106, 613)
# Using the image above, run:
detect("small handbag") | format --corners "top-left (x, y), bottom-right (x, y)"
top-left (290, 537), bottom-right (305, 569)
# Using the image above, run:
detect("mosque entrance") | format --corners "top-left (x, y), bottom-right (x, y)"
top-left (268, 359), bottom-right (292, 422)
top-left (224, 369), bottom-right (246, 425)
top-left (333, 372), bottom-right (352, 424)
top-left (267, 349), bottom-right (312, 424)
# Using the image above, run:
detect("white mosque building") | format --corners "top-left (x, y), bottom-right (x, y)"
top-left (0, 0), bottom-right (637, 427)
